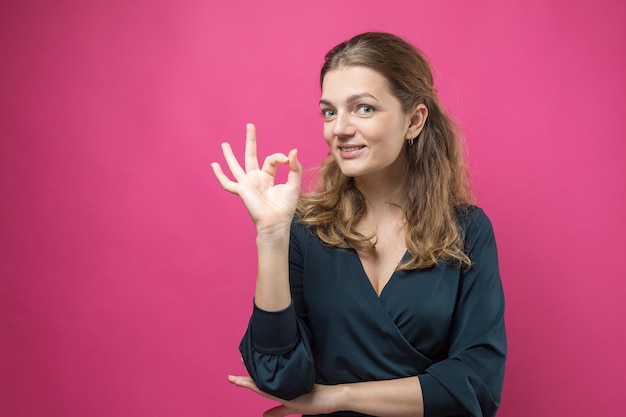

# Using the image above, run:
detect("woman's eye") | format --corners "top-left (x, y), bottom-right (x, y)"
top-left (321, 109), bottom-right (336, 119)
top-left (357, 105), bottom-right (374, 115)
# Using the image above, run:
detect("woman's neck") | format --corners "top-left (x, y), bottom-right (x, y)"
top-left (355, 177), bottom-right (404, 219)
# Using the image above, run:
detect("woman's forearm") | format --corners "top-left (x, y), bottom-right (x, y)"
top-left (336, 376), bottom-right (424, 417)
top-left (229, 371), bottom-right (423, 416)
top-left (253, 227), bottom-right (292, 312)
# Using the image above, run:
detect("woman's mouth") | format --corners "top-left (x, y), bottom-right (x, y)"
top-left (338, 145), bottom-right (365, 159)
top-left (339, 146), bottom-right (364, 152)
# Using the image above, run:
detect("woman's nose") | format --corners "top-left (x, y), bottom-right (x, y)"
top-left (332, 112), bottom-right (356, 137)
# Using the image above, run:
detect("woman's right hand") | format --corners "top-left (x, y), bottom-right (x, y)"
top-left (211, 123), bottom-right (302, 235)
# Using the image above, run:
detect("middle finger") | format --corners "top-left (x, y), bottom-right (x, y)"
top-left (244, 123), bottom-right (260, 172)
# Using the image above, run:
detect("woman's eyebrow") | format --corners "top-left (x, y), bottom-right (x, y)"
top-left (319, 93), bottom-right (380, 107)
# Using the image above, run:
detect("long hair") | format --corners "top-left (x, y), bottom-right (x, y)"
top-left (298, 32), bottom-right (473, 270)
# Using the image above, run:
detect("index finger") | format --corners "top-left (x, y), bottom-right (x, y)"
top-left (244, 123), bottom-right (259, 172)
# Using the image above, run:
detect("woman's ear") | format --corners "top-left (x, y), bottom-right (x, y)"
top-left (405, 104), bottom-right (428, 140)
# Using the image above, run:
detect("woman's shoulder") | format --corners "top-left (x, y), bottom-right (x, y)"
top-left (456, 205), bottom-right (497, 254)
top-left (456, 204), bottom-right (492, 229)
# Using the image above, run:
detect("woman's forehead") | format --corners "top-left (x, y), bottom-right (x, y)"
top-left (320, 66), bottom-right (393, 103)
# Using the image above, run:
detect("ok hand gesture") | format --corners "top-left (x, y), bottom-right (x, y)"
top-left (211, 124), bottom-right (302, 234)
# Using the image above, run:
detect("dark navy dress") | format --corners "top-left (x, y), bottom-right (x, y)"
top-left (240, 206), bottom-right (506, 417)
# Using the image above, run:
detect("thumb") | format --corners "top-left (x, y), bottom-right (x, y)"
top-left (286, 148), bottom-right (302, 188)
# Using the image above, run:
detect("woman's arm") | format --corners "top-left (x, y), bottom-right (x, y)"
top-left (214, 124), bottom-right (315, 400)
top-left (417, 208), bottom-right (506, 417)
top-left (254, 227), bottom-right (292, 311)
top-left (340, 377), bottom-right (424, 417)
top-left (237, 222), bottom-right (316, 401)
top-left (212, 123), bottom-right (301, 312)
top-left (229, 375), bottom-right (423, 417)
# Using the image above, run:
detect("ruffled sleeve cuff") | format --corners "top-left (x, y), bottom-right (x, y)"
top-left (250, 300), bottom-right (299, 355)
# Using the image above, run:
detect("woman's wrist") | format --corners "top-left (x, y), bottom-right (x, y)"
top-left (329, 384), bottom-right (352, 413)
top-left (256, 225), bottom-right (291, 257)
top-left (256, 221), bottom-right (291, 240)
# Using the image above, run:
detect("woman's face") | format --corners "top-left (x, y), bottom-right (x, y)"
top-left (319, 66), bottom-right (424, 184)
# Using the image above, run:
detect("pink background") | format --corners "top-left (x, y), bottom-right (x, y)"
top-left (1, 0), bottom-right (625, 416)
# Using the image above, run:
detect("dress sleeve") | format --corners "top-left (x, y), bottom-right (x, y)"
top-left (418, 208), bottom-right (507, 417)
top-left (238, 221), bottom-right (315, 401)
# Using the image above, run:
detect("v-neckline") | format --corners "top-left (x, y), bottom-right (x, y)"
top-left (352, 249), bottom-right (409, 298)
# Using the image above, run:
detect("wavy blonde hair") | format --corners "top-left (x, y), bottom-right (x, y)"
top-left (298, 32), bottom-right (473, 270)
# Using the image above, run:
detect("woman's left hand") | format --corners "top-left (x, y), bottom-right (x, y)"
top-left (228, 374), bottom-right (340, 416)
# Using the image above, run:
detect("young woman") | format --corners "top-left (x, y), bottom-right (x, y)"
top-left (212, 32), bottom-right (506, 417)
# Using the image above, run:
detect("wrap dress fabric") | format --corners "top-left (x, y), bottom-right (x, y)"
top-left (240, 206), bottom-right (506, 417)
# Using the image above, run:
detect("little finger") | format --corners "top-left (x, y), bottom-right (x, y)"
top-left (211, 162), bottom-right (238, 194)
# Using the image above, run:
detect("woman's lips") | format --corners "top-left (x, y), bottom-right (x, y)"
top-left (338, 145), bottom-right (365, 159)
